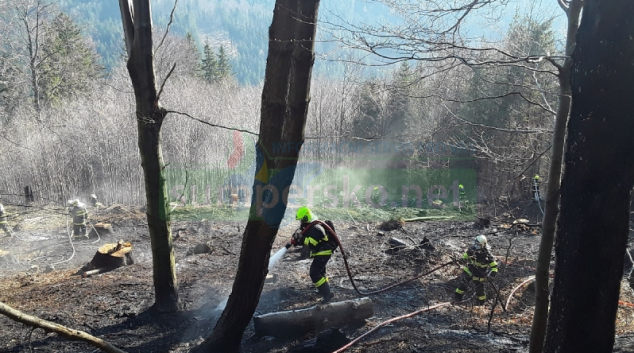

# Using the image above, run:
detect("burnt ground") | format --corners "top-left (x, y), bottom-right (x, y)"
top-left (1, 202), bottom-right (634, 353)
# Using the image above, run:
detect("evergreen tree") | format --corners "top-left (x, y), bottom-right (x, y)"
top-left (352, 79), bottom-right (387, 139)
top-left (216, 44), bottom-right (232, 80)
top-left (386, 62), bottom-right (414, 135)
top-left (40, 13), bottom-right (103, 104)
top-left (201, 41), bottom-right (218, 82)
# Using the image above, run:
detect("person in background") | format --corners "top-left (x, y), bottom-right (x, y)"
top-left (68, 199), bottom-right (89, 240)
top-left (532, 175), bottom-right (541, 201)
top-left (454, 235), bottom-right (498, 305)
top-left (0, 203), bottom-right (13, 237)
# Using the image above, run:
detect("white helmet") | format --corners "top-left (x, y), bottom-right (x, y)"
top-left (474, 235), bottom-right (487, 250)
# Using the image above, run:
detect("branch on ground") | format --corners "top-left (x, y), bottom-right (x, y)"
top-left (0, 301), bottom-right (127, 353)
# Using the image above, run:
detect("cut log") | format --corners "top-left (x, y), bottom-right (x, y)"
top-left (88, 223), bottom-right (113, 239)
top-left (253, 297), bottom-right (374, 338)
top-left (84, 241), bottom-right (134, 272)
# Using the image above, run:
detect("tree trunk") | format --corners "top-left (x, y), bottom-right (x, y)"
top-left (529, 1), bottom-right (582, 352)
top-left (253, 298), bottom-right (374, 338)
top-left (118, 0), bottom-right (178, 313)
top-left (543, 2), bottom-right (634, 352)
top-left (191, 1), bottom-right (320, 352)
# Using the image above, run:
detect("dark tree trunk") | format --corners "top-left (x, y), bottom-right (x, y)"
top-left (544, 2), bottom-right (634, 352)
top-left (118, 0), bottom-right (178, 313)
top-left (529, 2), bottom-right (582, 351)
top-left (191, 1), bottom-right (320, 352)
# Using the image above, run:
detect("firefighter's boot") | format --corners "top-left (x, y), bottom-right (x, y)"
top-left (318, 282), bottom-right (334, 303)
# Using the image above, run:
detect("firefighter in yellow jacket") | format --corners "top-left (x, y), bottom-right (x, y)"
top-left (287, 206), bottom-right (336, 303)
top-left (454, 235), bottom-right (498, 305)
top-left (68, 199), bottom-right (89, 240)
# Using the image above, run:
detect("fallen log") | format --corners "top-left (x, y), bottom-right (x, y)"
top-left (82, 266), bottom-right (118, 278)
top-left (253, 297), bottom-right (374, 338)
top-left (0, 301), bottom-right (126, 353)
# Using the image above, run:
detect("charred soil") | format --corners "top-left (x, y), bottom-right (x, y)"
top-left (1, 204), bottom-right (634, 353)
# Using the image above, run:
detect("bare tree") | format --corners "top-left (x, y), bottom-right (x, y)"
top-left (191, 0), bottom-right (321, 351)
top-left (543, 1), bottom-right (634, 351)
top-left (1, 0), bottom-right (56, 114)
top-left (118, 0), bottom-right (179, 313)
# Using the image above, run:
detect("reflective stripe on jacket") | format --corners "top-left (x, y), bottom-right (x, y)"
top-left (462, 246), bottom-right (498, 278)
top-left (300, 222), bottom-right (334, 257)
top-left (70, 206), bottom-right (88, 225)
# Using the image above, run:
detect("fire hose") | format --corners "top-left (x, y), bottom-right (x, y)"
top-left (305, 221), bottom-right (457, 296)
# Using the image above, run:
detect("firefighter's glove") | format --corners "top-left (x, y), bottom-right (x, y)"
top-left (285, 243), bottom-right (292, 249)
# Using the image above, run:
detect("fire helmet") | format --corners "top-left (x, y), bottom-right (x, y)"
top-left (296, 206), bottom-right (315, 223)
top-left (474, 235), bottom-right (487, 250)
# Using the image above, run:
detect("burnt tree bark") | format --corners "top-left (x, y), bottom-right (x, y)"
top-left (543, 1), bottom-right (634, 352)
top-left (529, 1), bottom-right (583, 351)
top-left (118, 0), bottom-right (178, 313)
top-left (191, 0), bottom-right (320, 352)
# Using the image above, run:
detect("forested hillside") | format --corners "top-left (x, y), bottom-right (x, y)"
top-left (3, 1), bottom-right (634, 353)
top-left (54, 0), bottom-right (390, 84)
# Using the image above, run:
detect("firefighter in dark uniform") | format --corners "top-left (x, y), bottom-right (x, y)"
top-left (532, 175), bottom-right (541, 201)
top-left (286, 206), bottom-right (335, 303)
top-left (68, 199), bottom-right (88, 240)
top-left (0, 203), bottom-right (12, 237)
top-left (454, 235), bottom-right (498, 305)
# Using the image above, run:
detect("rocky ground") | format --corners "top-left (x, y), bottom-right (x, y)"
top-left (1, 202), bottom-right (634, 353)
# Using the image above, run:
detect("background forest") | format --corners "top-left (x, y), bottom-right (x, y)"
top-left (1, 0), bottom-right (562, 211)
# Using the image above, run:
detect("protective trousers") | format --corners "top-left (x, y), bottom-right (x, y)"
top-left (455, 270), bottom-right (486, 302)
top-left (73, 224), bottom-right (87, 237)
top-left (310, 255), bottom-right (331, 288)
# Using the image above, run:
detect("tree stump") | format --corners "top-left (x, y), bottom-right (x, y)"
top-left (193, 243), bottom-right (212, 254)
top-left (253, 297), bottom-right (374, 338)
top-left (88, 223), bottom-right (113, 240)
top-left (81, 241), bottom-right (133, 275)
